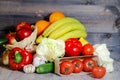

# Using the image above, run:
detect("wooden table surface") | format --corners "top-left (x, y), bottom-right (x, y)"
top-left (0, 60), bottom-right (120, 80)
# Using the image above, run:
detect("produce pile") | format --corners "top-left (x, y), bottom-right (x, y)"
top-left (0, 11), bottom-right (114, 78)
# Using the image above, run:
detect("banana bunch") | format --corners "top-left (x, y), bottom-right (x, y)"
top-left (36, 17), bottom-right (87, 44)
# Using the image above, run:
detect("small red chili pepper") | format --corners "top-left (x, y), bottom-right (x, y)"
top-left (9, 47), bottom-right (33, 70)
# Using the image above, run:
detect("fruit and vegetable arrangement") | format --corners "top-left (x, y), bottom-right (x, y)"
top-left (0, 11), bottom-right (114, 78)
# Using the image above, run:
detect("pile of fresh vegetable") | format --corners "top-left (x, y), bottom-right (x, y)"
top-left (0, 11), bottom-right (114, 79)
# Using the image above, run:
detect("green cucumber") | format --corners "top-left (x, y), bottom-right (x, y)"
top-left (0, 38), bottom-right (8, 45)
top-left (36, 62), bottom-right (54, 74)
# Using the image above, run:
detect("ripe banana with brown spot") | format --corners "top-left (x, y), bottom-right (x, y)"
top-left (48, 22), bottom-right (86, 39)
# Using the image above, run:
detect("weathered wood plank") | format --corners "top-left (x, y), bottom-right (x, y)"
top-left (87, 33), bottom-right (120, 46)
top-left (87, 33), bottom-right (120, 60)
top-left (1, 0), bottom-right (120, 5)
top-left (0, 1), bottom-right (119, 33)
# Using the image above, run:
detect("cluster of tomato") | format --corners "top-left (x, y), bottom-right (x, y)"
top-left (65, 38), bottom-right (94, 57)
top-left (60, 57), bottom-right (106, 78)
top-left (59, 38), bottom-right (106, 78)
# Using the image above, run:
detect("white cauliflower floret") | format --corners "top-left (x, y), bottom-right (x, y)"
top-left (93, 44), bottom-right (114, 72)
top-left (36, 38), bottom-right (65, 62)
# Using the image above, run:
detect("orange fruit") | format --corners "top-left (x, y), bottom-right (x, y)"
top-left (49, 11), bottom-right (65, 23)
top-left (35, 20), bottom-right (50, 35)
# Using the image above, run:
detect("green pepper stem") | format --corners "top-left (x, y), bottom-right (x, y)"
top-left (14, 51), bottom-right (22, 63)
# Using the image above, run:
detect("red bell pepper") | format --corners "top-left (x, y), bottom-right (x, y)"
top-left (9, 47), bottom-right (33, 70)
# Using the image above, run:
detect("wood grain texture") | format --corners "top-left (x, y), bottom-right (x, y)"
top-left (0, 0), bottom-right (120, 5)
top-left (0, 2), bottom-right (119, 33)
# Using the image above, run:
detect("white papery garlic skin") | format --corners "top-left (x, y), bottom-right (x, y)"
top-left (23, 64), bottom-right (35, 73)
top-left (32, 54), bottom-right (47, 67)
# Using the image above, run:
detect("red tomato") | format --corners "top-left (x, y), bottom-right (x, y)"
top-left (60, 61), bottom-right (74, 75)
top-left (65, 38), bottom-right (82, 57)
top-left (83, 58), bottom-right (97, 72)
top-left (16, 29), bottom-right (32, 40)
top-left (72, 59), bottom-right (83, 73)
top-left (82, 44), bottom-right (94, 55)
top-left (92, 66), bottom-right (106, 78)
top-left (16, 22), bottom-right (32, 31)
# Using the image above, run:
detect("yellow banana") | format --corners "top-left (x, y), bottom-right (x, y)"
top-left (36, 35), bottom-right (43, 44)
top-left (42, 17), bottom-right (81, 37)
top-left (79, 37), bottom-right (89, 46)
top-left (48, 22), bottom-right (86, 39)
top-left (58, 30), bottom-right (87, 41)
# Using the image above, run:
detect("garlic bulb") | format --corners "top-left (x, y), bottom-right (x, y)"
top-left (33, 54), bottom-right (47, 67)
top-left (23, 64), bottom-right (35, 73)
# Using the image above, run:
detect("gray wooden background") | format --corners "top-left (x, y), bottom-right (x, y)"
top-left (0, 0), bottom-right (120, 60)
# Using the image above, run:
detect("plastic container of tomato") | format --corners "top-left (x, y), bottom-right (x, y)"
top-left (54, 55), bottom-right (98, 76)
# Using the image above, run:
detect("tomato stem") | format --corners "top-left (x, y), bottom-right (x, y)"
top-left (75, 63), bottom-right (79, 67)
top-left (65, 68), bottom-right (69, 73)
